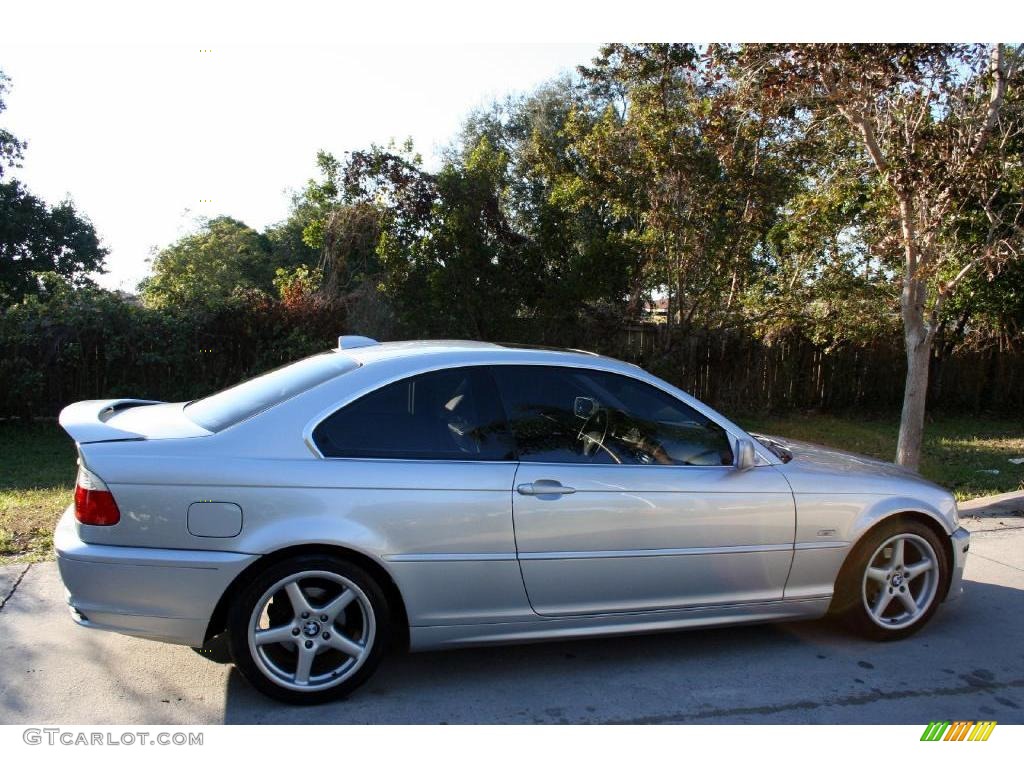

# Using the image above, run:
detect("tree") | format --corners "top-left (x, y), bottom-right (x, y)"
top-left (0, 71), bottom-right (26, 179)
top-left (0, 70), bottom-right (106, 303)
top-left (286, 149), bottom-right (389, 298)
top-left (455, 81), bottom-right (635, 324)
top-left (263, 216), bottom-right (319, 276)
top-left (139, 216), bottom-right (274, 308)
top-left (570, 45), bottom-right (797, 333)
top-left (733, 44), bottom-right (1024, 469)
top-left (340, 139), bottom-right (528, 338)
top-left (0, 179), bottom-right (107, 303)
top-left (750, 114), bottom-right (900, 347)
top-left (572, 44), bottom-right (706, 320)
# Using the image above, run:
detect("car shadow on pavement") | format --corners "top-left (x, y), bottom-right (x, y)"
top-left (219, 578), bottom-right (1024, 724)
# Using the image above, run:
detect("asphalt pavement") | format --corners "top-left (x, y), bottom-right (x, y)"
top-left (1, 508), bottom-right (1022, 725)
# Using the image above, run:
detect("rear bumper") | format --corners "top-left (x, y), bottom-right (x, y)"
top-left (945, 526), bottom-right (970, 602)
top-left (54, 506), bottom-right (258, 647)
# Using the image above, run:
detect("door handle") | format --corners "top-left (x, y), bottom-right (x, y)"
top-left (517, 480), bottom-right (576, 496)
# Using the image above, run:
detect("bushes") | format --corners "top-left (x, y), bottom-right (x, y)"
top-left (0, 284), bottom-right (344, 417)
top-left (1, 284), bottom-right (1021, 419)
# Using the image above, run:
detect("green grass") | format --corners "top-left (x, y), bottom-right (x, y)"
top-left (0, 415), bottom-right (1021, 564)
top-left (0, 420), bottom-right (77, 565)
top-left (739, 413), bottom-right (1024, 501)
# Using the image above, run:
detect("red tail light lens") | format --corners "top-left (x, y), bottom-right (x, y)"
top-left (74, 466), bottom-right (120, 525)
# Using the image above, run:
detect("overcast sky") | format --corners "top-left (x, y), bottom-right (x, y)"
top-left (1, 43), bottom-right (598, 291)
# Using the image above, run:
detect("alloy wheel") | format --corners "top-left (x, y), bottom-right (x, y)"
top-left (860, 533), bottom-right (940, 630)
top-left (246, 570), bottom-right (376, 692)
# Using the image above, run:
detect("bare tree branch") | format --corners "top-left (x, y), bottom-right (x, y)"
top-left (972, 44), bottom-right (1010, 156)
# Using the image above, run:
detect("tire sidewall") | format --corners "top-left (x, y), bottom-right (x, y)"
top-left (227, 554), bottom-right (391, 704)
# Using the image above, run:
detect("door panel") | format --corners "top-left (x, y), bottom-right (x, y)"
top-left (489, 363), bottom-right (796, 617)
top-left (512, 463), bottom-right (795, 615)
top-left (518, 551), bottom-right (792, 615)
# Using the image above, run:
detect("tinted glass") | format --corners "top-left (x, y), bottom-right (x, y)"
top-left (491, 366), bottom-right (734, 466)
top-left (185, 352), bottom-right (359, 432)
top-left (313, 367), bottom-right (515, 460)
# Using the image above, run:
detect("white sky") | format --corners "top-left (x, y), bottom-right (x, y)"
top-left (2, 1), bottom-right (1012, 292)
top-left (1, 43), bottom-right (597, 291)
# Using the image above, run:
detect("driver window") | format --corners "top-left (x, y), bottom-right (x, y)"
top-left (490, 365), bottom-right (734, 466)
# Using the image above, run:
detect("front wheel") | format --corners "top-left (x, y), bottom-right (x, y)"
top-left (227, 555), bottom-right (390, 704)
top-left (833, 520), bottom-right (950, 641)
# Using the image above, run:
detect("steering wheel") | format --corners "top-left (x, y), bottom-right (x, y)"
top-left (445, 413), bottom-right (478, 454)
top-left (576, 407), bottom-right (610, 458)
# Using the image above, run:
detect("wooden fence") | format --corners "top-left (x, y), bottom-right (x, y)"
top-left (2, 307), bottom-right (1021, 417)
top-left (611, 324), bottom-right (1023, 413)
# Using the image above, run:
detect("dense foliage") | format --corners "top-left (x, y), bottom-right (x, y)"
top-left (0, 180), bottom-right (107, 303)
top-left (0, 278), bottom-right (341, 418)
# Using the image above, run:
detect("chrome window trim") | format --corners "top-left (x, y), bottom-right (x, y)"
top-left (302, 359), bottom-right (779, 466)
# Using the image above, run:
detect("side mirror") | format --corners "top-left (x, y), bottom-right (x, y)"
top-left (735, 438), bottom-right (756, 471)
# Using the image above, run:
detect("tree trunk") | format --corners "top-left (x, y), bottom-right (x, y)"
top-left (896, 274), bottom-right (932, 470)
top-left (897, 335), bottom-right (931, 470)
top-left (892, 187), bottom-right (933, 471)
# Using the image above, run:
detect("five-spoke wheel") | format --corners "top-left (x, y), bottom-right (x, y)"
top-left (228, 555), bottom-right (389, 703)
top-left (834, 519), bottom-right (950, 640)
top-left (861, 533), bottom-right (939, 630)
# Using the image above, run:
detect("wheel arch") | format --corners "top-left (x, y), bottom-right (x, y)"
top-left (204, 543), bottom-right (410, 650)
top-left (833, 508), bottom-right (955, 611)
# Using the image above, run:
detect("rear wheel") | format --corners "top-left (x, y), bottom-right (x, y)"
top-left (833, 520), bottom-right (950, 641)
top-left (227, 555), bottom-right (389, 704)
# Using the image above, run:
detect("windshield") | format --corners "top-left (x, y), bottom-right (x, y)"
top-left (185, 352), bottom-right (359, 432)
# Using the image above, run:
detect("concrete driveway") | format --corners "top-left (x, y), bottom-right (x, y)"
top-left (1, 513), bottom-right (1022, 725)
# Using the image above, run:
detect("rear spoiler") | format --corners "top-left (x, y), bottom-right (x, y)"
top-left (58, 399), bottom-right (163, 444)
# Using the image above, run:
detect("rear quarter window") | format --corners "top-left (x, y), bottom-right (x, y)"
top-left (185, 352), bottom-right (359, 432)
top-left (312, 366), bottom-right (515, 460)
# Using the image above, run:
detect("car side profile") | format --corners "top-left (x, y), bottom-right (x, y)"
top-left (55, 338), bottom-right (970, 703)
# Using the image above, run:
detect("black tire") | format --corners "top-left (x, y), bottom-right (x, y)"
top-left (191, 632), bottom-right (232, 664)
top-left (227, 554), bottom-right (390, 704)
top-left (832, 518), bottom-right (950, 641)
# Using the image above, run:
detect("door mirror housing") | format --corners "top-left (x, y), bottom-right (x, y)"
top-left (734, 438), bottom-right (756, 471)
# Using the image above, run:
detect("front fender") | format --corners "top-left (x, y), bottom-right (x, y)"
top-left (784, 490), bottom-right (957, 601)
top-left (847, 494), bottom-right (957, 543)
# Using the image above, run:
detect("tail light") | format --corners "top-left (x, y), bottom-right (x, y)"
top-left (74, 465), bottom-right (120, 525)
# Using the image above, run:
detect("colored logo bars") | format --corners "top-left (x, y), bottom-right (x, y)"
top-left (920, 721), bottom-right (997, 741)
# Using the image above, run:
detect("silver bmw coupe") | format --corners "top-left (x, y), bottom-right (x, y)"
top-left (56, 338), bottom-right (970, 703)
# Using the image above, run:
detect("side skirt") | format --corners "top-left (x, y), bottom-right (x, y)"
top-left (408, 597), bottom-right (832, 651)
